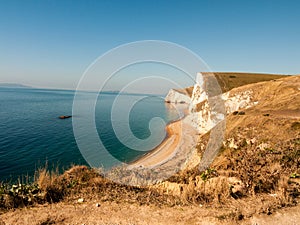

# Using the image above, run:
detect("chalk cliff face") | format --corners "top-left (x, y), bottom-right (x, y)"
top-left (164, 89), bottom-right (191, 104)
top-left (168, 72), bottom-right (258, 134)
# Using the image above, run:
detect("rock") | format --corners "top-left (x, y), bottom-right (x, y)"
top-left (228, 138), bottom-right (238, 149)
top-left (257, 143), bottom-right (270, 150)
top-left (77, 198), bottom-right (84, 203)
top-left (250, 137), bottom-right (257, 145)
top-left (59, 115), bottom-right (72, 119)
top-left (223, 90), bottom-right (257, 114)
top-left (95, 203), bottom-right (100, 207)
top-left (228, 177), bottom-right (245, 196)
top-left (165, 89), bottom-right (191, 104)
top-left (187, 72), bottom-right (257, 133)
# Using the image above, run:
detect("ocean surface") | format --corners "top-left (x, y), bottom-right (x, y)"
top-left (0, 87), bottom-right (180, 181)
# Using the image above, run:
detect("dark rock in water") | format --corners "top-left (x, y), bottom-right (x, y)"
top-left (59, 115), bottom-right (72, 119)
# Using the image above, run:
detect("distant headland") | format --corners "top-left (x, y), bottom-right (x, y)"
top-left (0, 83), bottom-right (32, 88)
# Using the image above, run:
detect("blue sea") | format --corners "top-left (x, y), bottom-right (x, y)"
top-left (0, 87), bottom-right (180, 181)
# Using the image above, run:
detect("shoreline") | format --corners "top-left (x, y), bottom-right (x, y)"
top-left (129, 106), bottom-right (190, 168)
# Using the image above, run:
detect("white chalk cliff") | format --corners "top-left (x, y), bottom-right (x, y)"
top-left (165, 89), bottom-right (191, 104)
top-left (166, 72), bottom-right (258, 134)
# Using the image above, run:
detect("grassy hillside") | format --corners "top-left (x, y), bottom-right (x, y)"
top-left (203, 72), bottom-right (289, 93)
top-left (180, 72), bottom-right (289, 97)
top-left (167, 75), bottom-right (300, 221)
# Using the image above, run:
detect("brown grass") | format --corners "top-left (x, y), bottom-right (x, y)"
top-left (185, 86), bottom-right (194, 97)
top-left (204, 72), bottom-right (289, 93)
top-left (177, 72), bottom-right (289, 98)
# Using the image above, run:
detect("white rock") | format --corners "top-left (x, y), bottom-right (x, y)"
top-left (228, 138), bottom-right (238, 149)
top-left (223, 90), bottom-right (256, 114)
top-left (165, 89), bottom-right (191, 104)
top-left (228, 177), bottom-right (245, 194)
top-left (257, 143), bottom-right (270, 150)
top-left (77, 198), bottom-right (84, 203)
top-left (250, 138), bottom-right (257, 144)
top-left (166, 72), bottom-right (259, 135)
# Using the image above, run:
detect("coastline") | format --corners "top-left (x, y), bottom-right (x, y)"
top-left (129, 118), bottom-right (182, 168)
top-left (129, 106), bottom-right (196, 169)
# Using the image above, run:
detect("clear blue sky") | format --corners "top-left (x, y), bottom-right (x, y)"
top-left (0, 0), bottom-right (299, 92)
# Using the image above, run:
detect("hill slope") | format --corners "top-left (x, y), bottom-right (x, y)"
top-left (177, 72), bottom-right (289, 98)
top-left (211, 75), bottom-right (300, 188)
top-left (205, 72), bottom-right (289, 93)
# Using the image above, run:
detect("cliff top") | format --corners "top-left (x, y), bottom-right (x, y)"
top-left (203, 72), bottom-right (289, 93)
top-left (173, 72), bottom-right (289, 98)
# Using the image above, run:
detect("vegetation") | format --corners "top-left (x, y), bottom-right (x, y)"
top-left (0, 165), bottom-right (181, 211)
top-left (205, 72), bottom-right (288, 93)
top-left (180, 72), bottom-right (288, 97)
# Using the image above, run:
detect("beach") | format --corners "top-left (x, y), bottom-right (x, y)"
top-left (130, 114), bottom-right (198, 169)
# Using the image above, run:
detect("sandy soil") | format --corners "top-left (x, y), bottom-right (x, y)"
top-left (0, 201), bottom-right (220, 225)
top-left (1, 200), bottom-right (300, 225)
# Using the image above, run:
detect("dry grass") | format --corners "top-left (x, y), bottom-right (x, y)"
top-left (173, 72), bottom-right (289, 102)
top-left (204, 72), bottom-right (288, 93)
top-left (164, 75), bottom-right (300, 214)
top-left (177, 72), bottom-right (289, 98)
top-left (185, 86), bottom-right (194, 97)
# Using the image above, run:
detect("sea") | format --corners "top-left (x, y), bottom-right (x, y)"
top-left (0, 87), bottom-right (181, 182)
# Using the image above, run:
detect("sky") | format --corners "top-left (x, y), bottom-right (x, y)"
top-left (0, 0), bottom-right (299, 93)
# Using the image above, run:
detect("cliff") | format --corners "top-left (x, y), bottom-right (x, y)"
top-left (162, 74), bottom-right (299, 205)
top-left (167, 72), bottom-right (291, 134)
top-left (164, 88), bottom-right (191, 104)
top-left (181, 72), bottom-right (260, 134)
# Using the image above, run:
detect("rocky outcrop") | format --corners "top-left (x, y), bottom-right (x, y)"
top-left (223, 90), bottom-right (258, 114)
top-left (181, 72), bottom-right (258, 134)
top-left (164, 73), bottom-right (297, 173)
top-left (59, 115), bottom-right (72, 119)
top-left (165, 89), bottom-right (191, 104)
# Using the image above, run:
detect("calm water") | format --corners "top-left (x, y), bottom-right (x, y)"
top-left (0, 87), bottom-right (180, 181)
